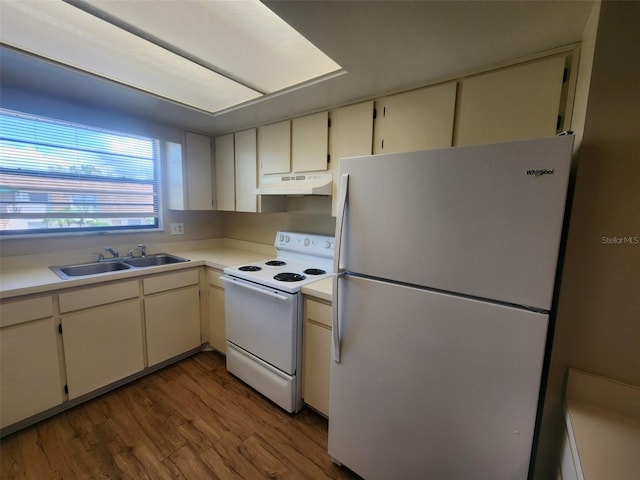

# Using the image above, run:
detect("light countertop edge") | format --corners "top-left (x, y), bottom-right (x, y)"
top-left (0, 238), bottom-right (335, 302)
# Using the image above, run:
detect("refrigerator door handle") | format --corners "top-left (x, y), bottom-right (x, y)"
top-left (333, 173), bottom-right (349, 275)
top-left (332, 173), bottom-right (349, 363)
top-left (332, 272), bottom-right (344, 363)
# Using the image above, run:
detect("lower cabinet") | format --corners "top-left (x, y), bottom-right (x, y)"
top-left (143, 269), bottom-right (201, 366)
top-left (207, 268), bottom-right (226, 353)
top-left (0, 295), bottom-right (64, 429)
top-left (302, 297), bottom-right (333, 417)
top-left (59, 280), bottom-right (144, 399)
top-left (61, 299), bottom-right (144, 399)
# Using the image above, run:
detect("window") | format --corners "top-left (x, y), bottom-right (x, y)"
top-left (0, 109), bottom-right (159, 235)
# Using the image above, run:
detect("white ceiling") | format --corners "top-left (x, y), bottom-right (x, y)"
top-left (0, 0), bottom-right (596, 136)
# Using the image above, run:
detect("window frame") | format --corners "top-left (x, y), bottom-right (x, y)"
top-left (0, 109), bottom-right (162, 237)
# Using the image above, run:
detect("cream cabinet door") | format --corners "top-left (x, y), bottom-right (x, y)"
top-left (234, 128), bottom-right (258, 213)
top-left (207, 269), bottom-right (226, 354)
top-left (61, 299), bottom-right (144, 399)
top-left (455, 56), bottom-right (566, 146)
top-left (1, 297), bottom-right (64, 428)
top-left (214, 133), bottom-right (235, 211)
top-left (329, 101), bottom-right (374, 215)
top-left (373, 82), bottom-right (457, 154)
top-left (302, 298), bottom-right (332, 417)
top-left (185, 131), bottom-right (214, 210)
top-left (292, 112), bottom-right (329, 172)
top-left (144, 285), bottom-right (201, 366)
top-left (258, 120), bottom-right (290, 175)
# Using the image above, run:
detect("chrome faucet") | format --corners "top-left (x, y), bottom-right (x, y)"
top-left (105, 247), bottom-right (119, 258)
top-left (127, 244), bottom-right (147, 258)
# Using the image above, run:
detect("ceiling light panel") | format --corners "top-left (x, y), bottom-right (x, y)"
top-left (0, 0), bottom-right (262, 113)
top-left (70, 0), bottom-right (343, 94)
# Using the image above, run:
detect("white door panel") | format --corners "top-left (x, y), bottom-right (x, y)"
top-left (329, 275), bottom-right (548, 480)
top-left (338, 136), bottom-right (573, 310)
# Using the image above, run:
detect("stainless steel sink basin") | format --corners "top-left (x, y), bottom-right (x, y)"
top-left (123, 253), bottom-right (189, 268)
top-left (50, 261), bottom-right (131, 279)
top-left (50, 253), bottom-right (189, 279)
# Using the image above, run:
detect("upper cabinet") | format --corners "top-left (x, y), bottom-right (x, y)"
top-left (184, 131), bottom-right (214, 210)
top-left (291, 111), bottom-right (329, 172)
top-left (167, 131), bottom-right (214, 210)
top-left (454, 56), bottom-right (566, 146)
top-left (234, 128), bottom-right (258, 213)
top-left (214, 133), bottom-right (235, 211)
top-left (373, 82), bottom-right (457, 154)
top-left (329, 101), bottom-right (374, 215)
top-left (258, 120), bottom-right (291, 175)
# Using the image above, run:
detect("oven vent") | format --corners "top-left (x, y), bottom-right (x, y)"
top-left (255, 172), bottom-right (333, 196)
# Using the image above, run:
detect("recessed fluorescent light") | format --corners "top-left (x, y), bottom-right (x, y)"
top-left (0, 0), bottom-right (343, 114)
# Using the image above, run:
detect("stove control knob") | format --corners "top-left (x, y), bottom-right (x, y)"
top-left (325, 240), bottom-right (333, 249)
top-left (303, 237), bottom-right (310, 246)
top-left (279, 234), bottom-right (285, 242)
top-left (284, 235), bottom-right (290, 243)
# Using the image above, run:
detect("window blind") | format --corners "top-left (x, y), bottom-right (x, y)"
top-left (0, 109), bottom-right (159, 234)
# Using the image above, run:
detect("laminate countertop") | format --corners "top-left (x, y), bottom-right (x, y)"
top-left (0, 238), bottom-right (336, 302)
top-left (0, 238), bottom-right (274, 300)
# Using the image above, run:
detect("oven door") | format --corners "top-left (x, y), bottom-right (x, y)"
top-left (222, 275), bottom-right (300, 375)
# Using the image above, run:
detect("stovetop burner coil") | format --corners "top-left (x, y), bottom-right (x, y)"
top-left (239, 265), bottom-right (262, 272)
top-left (266, 260), bottom-right (287, 267)
top-left (303, 268), bottom-right (326, 276)
top-left (274, 272), bottom-right (307, 282)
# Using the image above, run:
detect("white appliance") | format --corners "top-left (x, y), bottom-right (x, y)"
top-left (329, 135), bottom-right (574, 479)
top-left (222, 231), bottom-right (334, 413)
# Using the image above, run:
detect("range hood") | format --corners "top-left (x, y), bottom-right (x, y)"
top-left (255, 172), bottom-right (333, 196)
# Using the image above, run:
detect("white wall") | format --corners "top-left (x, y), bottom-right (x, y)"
top-left (534, 1), bottom-right (640, 478)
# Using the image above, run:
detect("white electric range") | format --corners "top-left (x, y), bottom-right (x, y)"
top-left (221, 231), bottom-right (335, 413)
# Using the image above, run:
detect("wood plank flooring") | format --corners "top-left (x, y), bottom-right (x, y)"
top-left (1, 351), bottom-right (361, 480)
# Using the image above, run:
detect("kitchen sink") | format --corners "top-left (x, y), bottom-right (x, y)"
top-left (123, 253), bottom-right (189, 268)
top-left (50, 261), bottom-right (131, 279)
top-left (50, 253), bottom-right (189, 279)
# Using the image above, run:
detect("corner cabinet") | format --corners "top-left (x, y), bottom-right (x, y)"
top-left (143, 269), bottom-right (201, 366)
top-left (302, 297), bottom-right (333, 417)
top-left (0, 296), bottom-right (64, 429)
top-left (59, 280), bottom-right (144, 399)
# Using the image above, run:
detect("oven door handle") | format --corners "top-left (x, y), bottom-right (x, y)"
top-left (220, 276), bottom-right (290, 301)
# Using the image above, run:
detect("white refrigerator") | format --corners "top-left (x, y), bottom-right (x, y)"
top-left (329, 135), bottom-right (574, 479)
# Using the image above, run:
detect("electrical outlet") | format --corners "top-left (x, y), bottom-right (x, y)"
top-left (170, 223), bottom-right (184, 235)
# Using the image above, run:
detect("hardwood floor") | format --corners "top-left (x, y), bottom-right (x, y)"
top-left (1, 352), bottom-right (361, 479)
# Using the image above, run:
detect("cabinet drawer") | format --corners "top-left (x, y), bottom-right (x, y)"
top-left (59, 280), bottom-right (139, 313)
top-left (206, 268), bottom-right (225, 288)
top-left (305, 298), bottom-right (332, 328)
top-left (143, 268), bottom-right (199, 295)
top-left (0, 296), bottom-right (53, 327)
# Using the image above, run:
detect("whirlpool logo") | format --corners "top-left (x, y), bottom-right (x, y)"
top-left (526, 168), bottom-right (555, 177)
